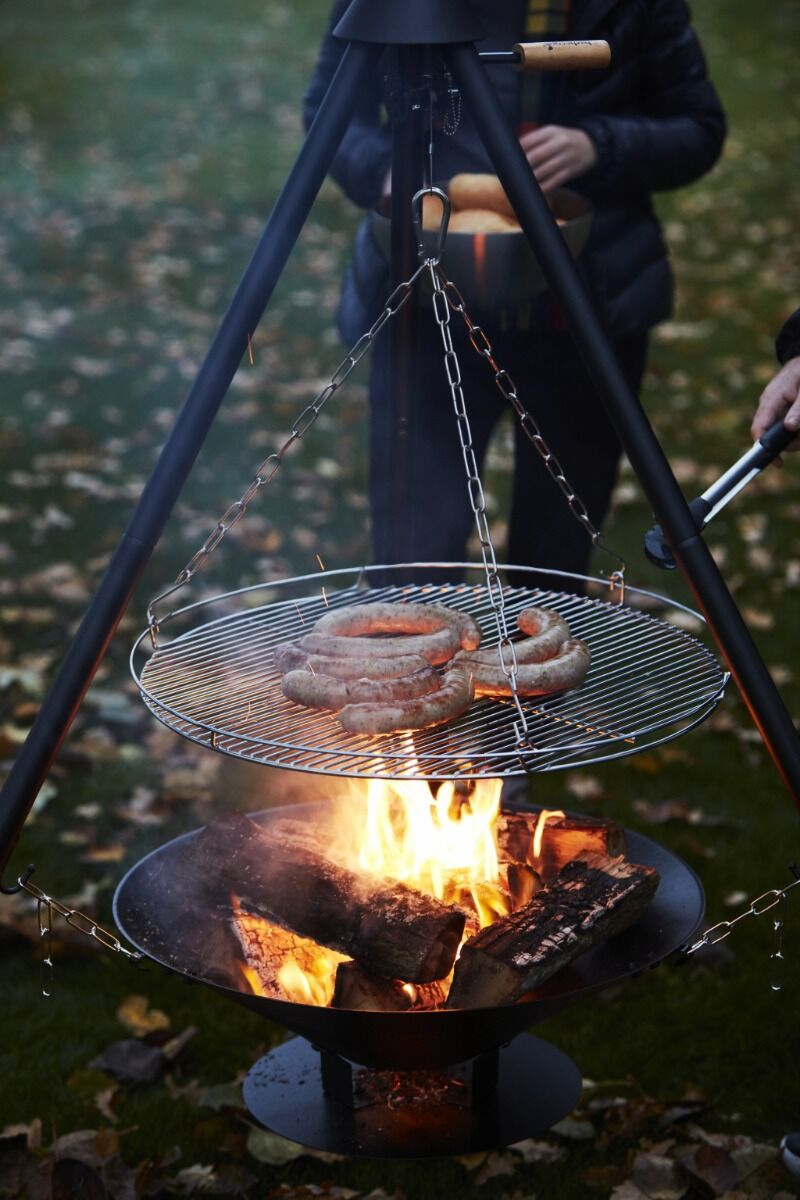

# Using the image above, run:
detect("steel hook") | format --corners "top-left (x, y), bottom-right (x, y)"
top-left (0, 862), bottom-right (35, 896)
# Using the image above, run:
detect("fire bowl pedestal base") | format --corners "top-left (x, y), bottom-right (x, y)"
top-left (243, 1033), bottom-right (582, 1158)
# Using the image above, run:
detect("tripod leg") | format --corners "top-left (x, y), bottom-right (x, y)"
top-left (447, 42), bottom-right (800, 807)
top-left (0, 40), bottom-right (379, 880)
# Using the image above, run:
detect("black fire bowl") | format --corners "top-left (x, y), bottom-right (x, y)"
top-left (113, 802), bottom-right (704, 1157)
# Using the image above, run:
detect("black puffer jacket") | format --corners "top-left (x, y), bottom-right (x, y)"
top-left (304, 0), bottom-right (726, 342)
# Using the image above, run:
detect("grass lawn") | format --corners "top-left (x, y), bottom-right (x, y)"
top-left (0, 0), bottom-right (799, 1196)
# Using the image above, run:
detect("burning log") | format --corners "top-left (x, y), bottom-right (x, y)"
top-left (230, 900), bottom-right (345, 1004)
top-left (495, 811), bottom-right (626, 881)
top-left (331, 962), bottom-right (447, 1012)
top-left (505, 862), bottom-right (541, 909)
top-left (193, 812), bottom-right (466, 983)
top-left (446, 852), bottom-right (659, 1009)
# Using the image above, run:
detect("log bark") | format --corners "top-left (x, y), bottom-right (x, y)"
top-left (446, 852), bottom-right (659, 1009)
top-left (331, 961), bottom-right (447, 1012)
top-left (192, 812), bottom-right (465, 983)
top-left (495, 811), bottom-right (626, 881)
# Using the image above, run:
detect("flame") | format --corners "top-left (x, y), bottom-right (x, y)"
top-left (354, 772), bottom-right (509, 928)
top-left (231, 892), bottom-right (343, 1005)
top-left (532, 809), bottom-right (566, 861)
top-left (277, 958), bottom-right (334, 1006)
top-left (239, 962), bottom-right (267, 997)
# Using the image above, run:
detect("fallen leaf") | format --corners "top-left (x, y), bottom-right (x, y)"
top-left (89, 1040), bottom-right (165, 1085)
top-left (196, 1080), bottom-right (246, 1112)
top-left (475, 1151), bottom-right (519, 1185)
top-left (509, 1138), bottom-right (564, 1164)
top-left (116, 994), bottom-right (171, 1037)
top-left (631, 1150), bottom-right (687, 1199)
top-left (679, 1142), bottom-right (740, 1195)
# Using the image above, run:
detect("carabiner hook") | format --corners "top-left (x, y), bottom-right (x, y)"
top-left (411, 186), bottom-right (450, 265)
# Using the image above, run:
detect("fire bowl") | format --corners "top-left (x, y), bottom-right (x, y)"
top-left (113, 802), bottom-right (704, 1072)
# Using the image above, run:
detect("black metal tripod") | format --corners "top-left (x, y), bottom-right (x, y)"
top-left (2, 0), bottom-right (799, 889)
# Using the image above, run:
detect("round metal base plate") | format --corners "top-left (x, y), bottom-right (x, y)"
top-left (242, 1033), bottom-right (582, 1158)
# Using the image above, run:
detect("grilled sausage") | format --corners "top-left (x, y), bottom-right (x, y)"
top-left (299, 627), bottom-right (460, 666)
top-left (467, 637), bottom-right (590, 698)
top-left (460, 607), bottom-right (569, 667)
top-left (281, 666), bottom-right (442, 712)
top-left (313, 601), bottom-right (480, 651)
top-left (338, 664), bottom-right (474, 734)
top-left (274, 643), bottom-right (431, 680)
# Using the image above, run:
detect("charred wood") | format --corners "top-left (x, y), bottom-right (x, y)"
top-left (231, 903), bottom-right (344, 1002)
top-left (495, 812), bottom-right (626, 881)
top-left (193, 812), bottom-right (465, 983)
top-left (331, 961), bottom-right (447, 1011)
top-left (446, 852), bottom-right (658, 1009)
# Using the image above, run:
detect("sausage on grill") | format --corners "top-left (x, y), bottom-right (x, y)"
top-left (312, 601), bottom-right (480, 651)
top-left (299, 627), bottom-right (460, 666)
top-left (461, 607), bottom-right (569, 668)
top-left (274, 644), bottom-right (431, 680)
top-left (338, 664), bottom-right (474, 734)
top-left (281, 666), bottom-right (442, 712)
top-left (467, 638), bottom-right (590, 698)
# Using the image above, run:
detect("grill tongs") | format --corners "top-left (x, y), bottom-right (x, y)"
top-left (644, 417), bottom-right (796, 569)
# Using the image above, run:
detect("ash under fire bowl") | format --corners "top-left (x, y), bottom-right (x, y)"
top-left (113, 802), bottom-right (704, 1157)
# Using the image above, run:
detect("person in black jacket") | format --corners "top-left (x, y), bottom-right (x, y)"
top-left (304, 0), bottom-right (726, 579)
top-left (751, 309), bottom-right (800, 456)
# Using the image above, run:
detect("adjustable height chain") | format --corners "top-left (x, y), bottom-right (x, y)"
top-left (439, 270), bottom-right (627, 593)
top-left (147, 262), bottom-right (428, 639)
top-left (427, 258), bottom-right (530, 748)
top-left (16, 876), bottom-right (144, 996)
top-left (681, 863), bottom-right (800, 991)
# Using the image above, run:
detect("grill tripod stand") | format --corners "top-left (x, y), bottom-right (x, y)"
top-left (2, 0), bottom-right (800, 888)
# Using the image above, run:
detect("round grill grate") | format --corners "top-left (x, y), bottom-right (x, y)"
top-left (131, 563), bottom-right (729, 779)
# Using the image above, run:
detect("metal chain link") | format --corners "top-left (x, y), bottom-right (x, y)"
top-left (428, 260), bottom-right (531, 750)
top-left (681, 866), bottom-right (800, 958)
top-left (19, 876), bottom-right (144, 996)
top-left (147, 262), bottom-right (428, 639)
top-left (439, 271), bottom-right (627, 586)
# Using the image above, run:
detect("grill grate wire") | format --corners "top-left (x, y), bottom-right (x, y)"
top-left (132, 565), bottom-right (729, 780)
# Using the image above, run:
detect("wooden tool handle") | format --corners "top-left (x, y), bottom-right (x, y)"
top-left (513, 40), bottom-right (611, 71)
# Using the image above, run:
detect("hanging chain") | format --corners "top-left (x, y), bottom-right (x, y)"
top-left (147, 262), bottom-right (428, 640)
top-left (439, 270), bottom-right (627, 588)
top-left (427, 257), bottom-right (531, 749)
top-left (441, 72), bottom-right (462, 137)
top-left (17, 876), bottom-right (144, 996)
top-left (681, 865), bottom-right (800, 963)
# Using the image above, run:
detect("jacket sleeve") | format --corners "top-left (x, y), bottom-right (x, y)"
top-left (576, 0), bottom-right (726, 196)
top-left (302, 2), bottom-right (392, 209)
top-left (776, 309), bottom-right (800, 364)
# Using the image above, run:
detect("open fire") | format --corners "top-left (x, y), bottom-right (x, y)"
top-left (223, 776), bottom-right (652, 1011)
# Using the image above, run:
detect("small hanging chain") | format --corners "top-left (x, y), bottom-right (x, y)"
top-left (147, 262), bottom-right (428, 641)
top-left (439, 271), bottom-right (627, 588)
top-left (16, 875), bottom-right (144, 996)
top-left (681, 864), bottom-right (800, 968)
top-left (441, 72), bottom-right (462, 137)
top-left (424, 244), bottom-right (530, 749)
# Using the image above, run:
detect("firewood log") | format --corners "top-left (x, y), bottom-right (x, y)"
top-left (191, 812), bottom-right (466, 983)
top-left (495, 811), bottom-right (626, 881)
top-left (331, 961), bottom-right (447, 1012)
top-left (446, 852), bottom-right (658, 1009)
top-left (231, 904), bottom-right (345, 1003)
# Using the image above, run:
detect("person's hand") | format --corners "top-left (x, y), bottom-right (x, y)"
top-left (519, 125), bottom-right (597, 194)
top-left (750, 357), bottom-right (800, 466)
